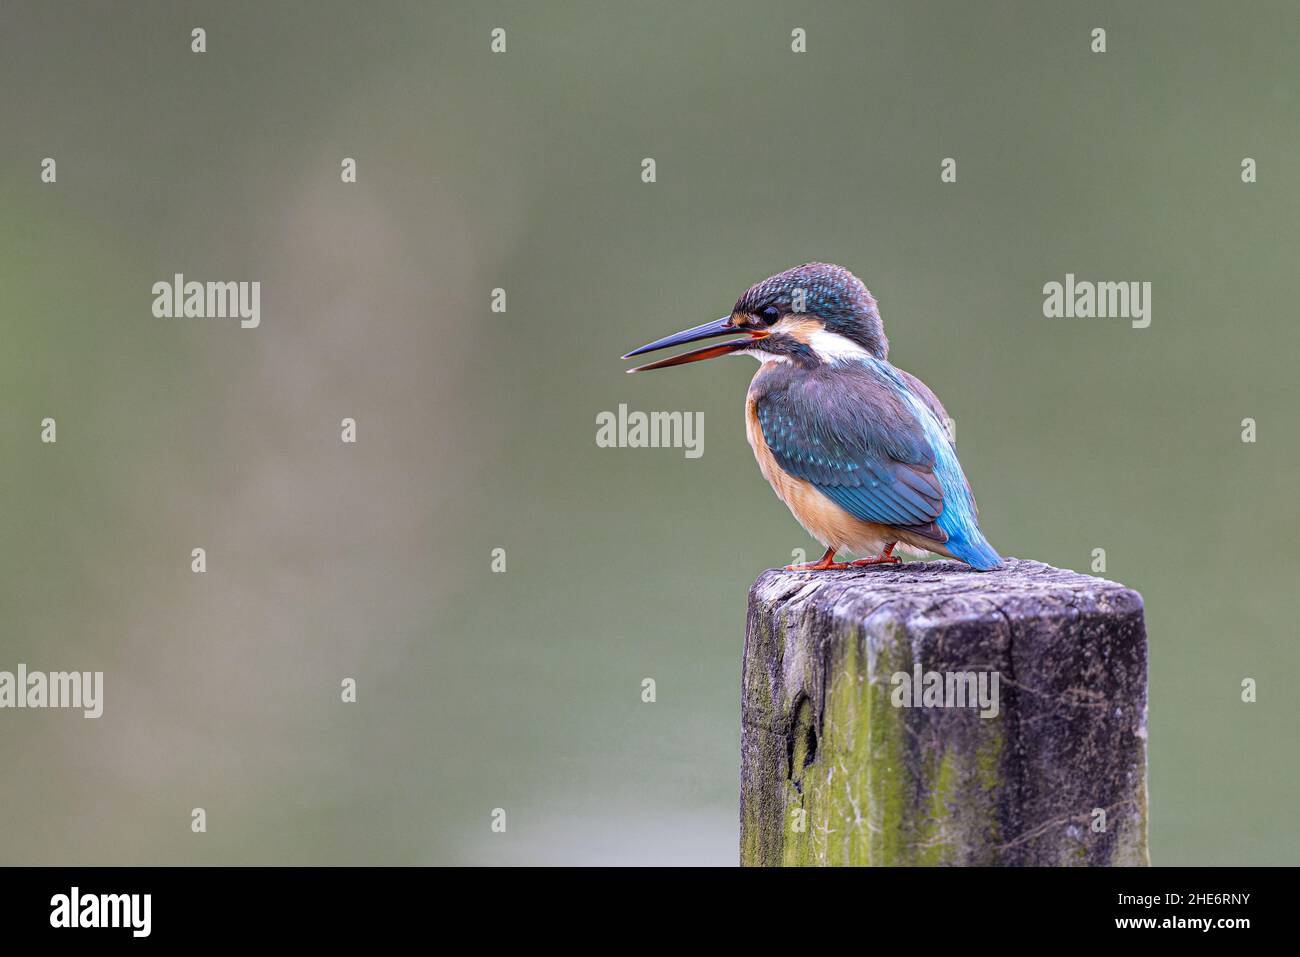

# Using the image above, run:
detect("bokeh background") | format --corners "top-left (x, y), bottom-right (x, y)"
top-left (2, 0), bottom-right (1296, 865)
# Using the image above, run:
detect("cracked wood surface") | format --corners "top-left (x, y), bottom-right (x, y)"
top-left (740, 558), bottom-right (1149, 866)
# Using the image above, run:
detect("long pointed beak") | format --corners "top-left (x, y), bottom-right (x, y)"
top-left (623, 316), bottom-right (764, 373)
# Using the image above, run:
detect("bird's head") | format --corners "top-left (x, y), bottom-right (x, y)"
top-left (624, 262), bottom-right (888, 372)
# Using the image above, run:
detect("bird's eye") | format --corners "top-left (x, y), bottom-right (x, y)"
top-left (759, 305), bottom-right (781, 325)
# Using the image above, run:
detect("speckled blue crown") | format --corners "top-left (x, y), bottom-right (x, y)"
top-left (735, 262), bottom-right (888, 357)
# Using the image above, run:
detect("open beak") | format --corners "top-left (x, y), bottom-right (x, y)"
top-left (622, 317), bottom-right (766, 373)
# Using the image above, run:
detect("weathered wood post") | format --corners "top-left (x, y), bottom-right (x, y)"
top-left (740, 558), bottom-right (1148, 866)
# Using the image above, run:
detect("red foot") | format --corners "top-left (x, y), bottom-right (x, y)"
top-left (850, 543), bottom-right (901, 567)
top-left (785, 547), bottom-right (852, 572)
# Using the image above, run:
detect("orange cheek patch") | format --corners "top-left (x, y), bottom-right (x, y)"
top-left (772, 317), bottom-right (822, 345)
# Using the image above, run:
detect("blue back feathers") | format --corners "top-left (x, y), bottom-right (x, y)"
top-left (754, 357), bottom-right (1001, 570)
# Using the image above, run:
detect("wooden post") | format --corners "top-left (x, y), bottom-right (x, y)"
top-left (740, 558), bottom-right (1149, 866)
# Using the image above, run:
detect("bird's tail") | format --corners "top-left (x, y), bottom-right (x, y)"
top-left (948, 531), bottom-right (1003, 571)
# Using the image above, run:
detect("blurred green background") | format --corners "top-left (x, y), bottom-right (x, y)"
top-left (1, 1), bottom-right (1296, 865)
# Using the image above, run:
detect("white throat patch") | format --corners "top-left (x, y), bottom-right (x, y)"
top-left (739, 348), bottom-right (791, 365)
top-left (807, 328), bottom-right (874, 363)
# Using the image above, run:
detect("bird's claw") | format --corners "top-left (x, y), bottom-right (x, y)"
top-left (785, 559), bottom-right (854, 572)
top-left (849, 555), bottom-right (901, 567)
top-left (785, 544), bottom-right (900, 572)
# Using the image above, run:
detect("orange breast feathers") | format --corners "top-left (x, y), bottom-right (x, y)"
top-left (744, 392), bottom-right (897, 555)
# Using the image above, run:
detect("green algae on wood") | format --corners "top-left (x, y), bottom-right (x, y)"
top-left (740, 558), bottom-right (1149, 867)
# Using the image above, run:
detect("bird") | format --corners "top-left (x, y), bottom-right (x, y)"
top-left (622, 262), bottom-right (1001, 572)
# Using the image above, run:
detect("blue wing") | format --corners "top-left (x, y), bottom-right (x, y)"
top-left (753, 359), bottom-right (1002, 569)
top-left (754, 362), bottom-right (948, 545)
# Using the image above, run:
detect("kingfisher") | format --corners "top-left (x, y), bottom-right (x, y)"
top-left (623, 263), bottom-right (1002, 572)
